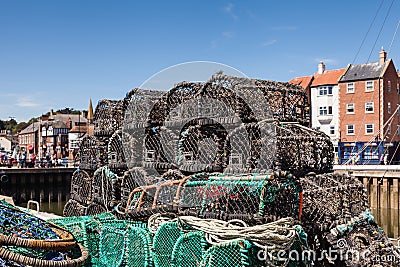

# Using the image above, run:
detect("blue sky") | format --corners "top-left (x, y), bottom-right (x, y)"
top-left (0, 0), bottom-right (399, 122)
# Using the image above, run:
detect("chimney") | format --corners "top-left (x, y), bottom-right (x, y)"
top-left (379, 47), bottom-right (387, 65)
top-left (318, 61), bottom-right (325, 74)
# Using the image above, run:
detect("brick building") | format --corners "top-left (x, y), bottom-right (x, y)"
top-left (338, 49), bottom-right (400, 164)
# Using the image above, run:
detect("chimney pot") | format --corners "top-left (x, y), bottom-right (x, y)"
top-left (379, 47), bottom-right (387, 65)
top-left (318, 61), bottom-right (325, 74)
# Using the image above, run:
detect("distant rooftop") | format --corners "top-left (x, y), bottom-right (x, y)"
top-left (312, 68), bottom-right (346, 87)
top-left (339, 61), bottom-right (389, 82)
top-left (289, 76), bottom-right (313, 89)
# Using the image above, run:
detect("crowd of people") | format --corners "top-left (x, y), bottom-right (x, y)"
top-left (0, 148), bottom-right (70, 168)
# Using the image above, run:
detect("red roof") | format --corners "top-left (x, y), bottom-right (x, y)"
top-left (289, 76), bottom-right (313, 89)
top-left (311, 68), bottom-right (346, 87)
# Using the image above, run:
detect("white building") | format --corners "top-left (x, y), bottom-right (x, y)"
top-left (310, 62), bottom-right (346, 162)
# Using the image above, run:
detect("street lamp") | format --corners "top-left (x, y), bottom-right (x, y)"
top-left (8, 116), bottom-right (15, 150)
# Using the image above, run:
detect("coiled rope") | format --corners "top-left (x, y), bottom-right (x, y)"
top-left (148, 213), bottom-right (297, 251)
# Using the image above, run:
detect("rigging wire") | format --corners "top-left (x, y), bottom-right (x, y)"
top-left (367, 0), bottom-right (395, 63)
top-left (352, 0), bottom-right (385, 64)
top-left (388, 19), bottom-right (400, 56)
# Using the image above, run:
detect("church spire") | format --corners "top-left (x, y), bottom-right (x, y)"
top-left (87, 99), bottom-right (94, 122)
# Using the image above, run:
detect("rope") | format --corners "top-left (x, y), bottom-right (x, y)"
top-left (149, 213), bottom-right (297, 251)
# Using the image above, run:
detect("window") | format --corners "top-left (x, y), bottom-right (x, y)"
top-left (398, 126), bottom-right (400, 135)
top-left (347, 103), bottom-right (355, 114)
top-left (330, 126), bottom-right (335, 135)
top-left (319, 106), bottom-right (333, 115)
top-left (363, 146), bottom-right (379, 160)
top-left (347, 82), bottom-right (354, 93)
top-left (319, 106), bottom-right (328, 116)
top-left (365, 124), bottom-right (374, 134)
top-left (388, 125), bottom-right (392, 134)
top-left (347, 124), bottom-right (355, 135)
top-left (365, 102), bottom-right (374, 113)
top-left (318, 86), bottom-right (333, 96)
top-left (388, 102), bottom-right (392, 114)
top-left (397, 83), bottom-right (400, 94)
top-left (388, 81), bottom-right (391, 92)
top-left (365, 80), bottom-right (374, 91)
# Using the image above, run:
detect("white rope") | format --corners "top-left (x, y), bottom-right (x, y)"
top-left (148, 213), bottom-right (298, 251)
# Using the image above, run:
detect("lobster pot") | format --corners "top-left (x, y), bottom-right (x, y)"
top-left (258, 171), bottom-right (303, 221)
top-left (152, 221), bottom-right (182, 267)
top-left (325, 211), bottom-right (400, 266)
top-left (125, 178), bottom-right (188, 218)
top-left (78, 135), bottom-right (107, 171)
top-left (91, 166), bottom-right (117, 211)
top-left (107, 129), bottom-right (127, 171)
top-left (200, 240), bottom-right (253, 267)
top-left (171, 231), bottom-right (206, 267)
top-left (300, 173), bottom-right (369, 248)
top-left (63, 199), bottom-right (87, 217)
top-left (276, 123), bottom-right (334, 177)
top-left (120, 170), bottom-right (140, 209)
top-left (122, 74), bottom-right (285, 180)
top-left (70, 169), bottom-right (93, 205)
top-left (256, 79), bottom-right (310, 125)
top-left (179, 174), bottom-right (264, 221)
top-left (93, 99), bottom-right (125, 137)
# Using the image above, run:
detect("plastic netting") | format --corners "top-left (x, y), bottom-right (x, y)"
top-left (0, 201), bottom-right (87, 267)
top-left (200, 240), bottom-right (251, 267)
top-left (170, 231), bottom-right (206, 267)
top-left (152, 221), bottom-right (182, 267)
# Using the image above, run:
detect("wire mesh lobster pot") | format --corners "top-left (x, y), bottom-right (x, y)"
top-left (325, 210), bottom-right (400, 266)
top-left (255, 79), bottom-right (310, 125)
top-left (93, 99), bottom-right (125, 137)
top-left (63, 199), bottom-right (88, 217)
top-left (122, 74), bottom-right (282, 181)
top-left (107, 129), bottom-right (127, 172)
top-left (124, 177), bottom-right (188, 219)
top-left (276, 123), bottom-right (334, 177)
top-left (91, 166), bottom-right (118, 212)
top-left (179, 171), bottom-right (302, 224)
top-left (78, 135), bottom-right (108, 171)
top-left (300, 173), bottom-right (369, 255)
top-left (70, 169), bottom-right (93, 205)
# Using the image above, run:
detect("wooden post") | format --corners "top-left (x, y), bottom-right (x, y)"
top-left (371, 177), bottom-right (378, 209)
top-left (391, 178), bottom-right (399, 210)
top-left (381, 178), bottom-right (389, 210)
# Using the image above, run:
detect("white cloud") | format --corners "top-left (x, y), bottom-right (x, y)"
top-left (314, 58), bottom-right (338, 65)
top-left (223, 3), bottom-right (238, 20)
top-left (262, 39), bottom-right (277, 46)
top-left (222, 31), bottom-right (234, 38)
top-left (16, 96), bottom-right (39, 107)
